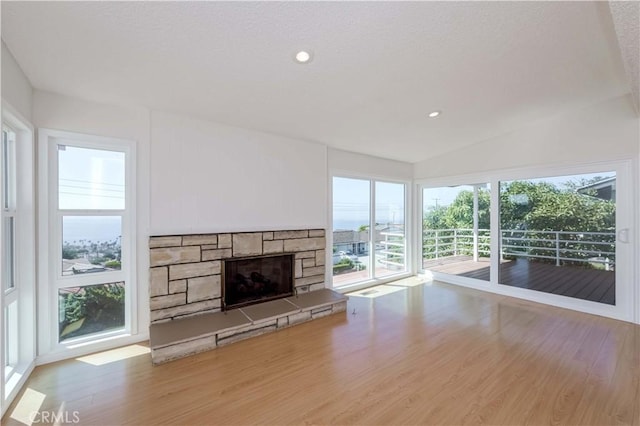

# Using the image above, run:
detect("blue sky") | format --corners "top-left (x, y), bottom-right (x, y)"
top-left (59, 144), bottom-right (125, 243)
top-left (333, 177), bottom-right (405, 228)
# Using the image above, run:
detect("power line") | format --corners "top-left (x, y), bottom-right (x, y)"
top-left (59, 177), bottom-right (124, 187)
top-left (59, 184), bottom-right (124, 193)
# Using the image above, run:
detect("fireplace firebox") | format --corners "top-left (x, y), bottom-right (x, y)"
top-left (222, 254), bottom-right (294, 310)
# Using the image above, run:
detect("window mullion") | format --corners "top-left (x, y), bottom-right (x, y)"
top-left (370, 179), bottom-right (376, 279)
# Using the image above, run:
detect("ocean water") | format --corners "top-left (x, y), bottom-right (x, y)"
top-left (63, 216), bottom-right (122, 244)
top-left (61, 218), bottom-right (400, 243)
top-left (333, 219), bottom-right (405, 230)
top-left (332, 219), bottom-right (369, 231)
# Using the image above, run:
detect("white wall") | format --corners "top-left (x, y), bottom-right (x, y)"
top-left (414, 95), bottom-right (639, 178)
top-left (33, 90), bottom-right (152, 353)
top-left (1, 41), bottom-right (33, 122)
top-left (329, 148), bottom-right (413, 181)
top-left (150, 110), bottom-right (327, 235)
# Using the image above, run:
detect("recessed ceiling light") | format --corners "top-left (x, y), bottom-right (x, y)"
top-left (428, 111), bottom-right (441, 118)
top-left (295, 50), bottom-right (312, 64)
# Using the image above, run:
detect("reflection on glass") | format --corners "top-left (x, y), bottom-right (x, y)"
top-left (2, 129), bottom-right (13, 210)
top-left (422, 184), bottom-right (491, 281)
top-left (3, 217), bottom-right (15, 289)
top-left (375, 182), bottom-right (406, 278)
top-left (58, 145), bottom-right (125, 210)
top-left (5, 301), bottom-right (18, 367)
top-left (58, 282), bottom-right (125, 341)
top-left (332, 177), bottom-right (370, 286)
top-left (62, 216), bottom-right (122, 276)
top-left (499, 172), bottom-right (616, 305)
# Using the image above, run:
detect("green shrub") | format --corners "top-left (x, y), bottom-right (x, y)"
top-left (104, 260), bottom-right (122, 269)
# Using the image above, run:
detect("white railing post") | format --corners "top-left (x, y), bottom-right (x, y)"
top-left (473, 186), bottom-right (479, 262)
top-left (453, 229), bottom-right (458, 256)
top-left (555, 232), bottom-right (560, 266)
top-left (435, 230), bottom-right (439, 259)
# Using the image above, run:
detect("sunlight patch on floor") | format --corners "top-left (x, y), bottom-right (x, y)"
top-left (387, 276), bottom-right (428, 287)
top-left (9, 387), bottom-right (46, 426)
top-left (76, 344), bottom-right (150, 366)
top-left (348, 285), bottom-right (406, 298)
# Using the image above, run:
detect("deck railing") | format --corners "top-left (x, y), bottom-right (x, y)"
top-left (423, 228), bottom-right (616, 270)
top-left (377, 230), bottom-right (406, 269)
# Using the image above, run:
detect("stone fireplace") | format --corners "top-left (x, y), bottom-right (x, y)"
top-left (223, 253), bottom-right (294, 310)
top-left (149, 229), bottom-right (326, 324)
top-left (148, 228), bottom-right (348, 364)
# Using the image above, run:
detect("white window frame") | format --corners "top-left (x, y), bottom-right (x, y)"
top-left (330, 174), bottom-right (412, 291)
top-left (2, 124), bottom-right (18, 374)
top-left (1, 102), bottom-right (36, 417)
top-left (38, 129), bottom-right (137, 355)
top-left (417, 159), bottom-right (636, 323)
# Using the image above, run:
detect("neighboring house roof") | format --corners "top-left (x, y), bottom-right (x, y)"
top-left (576, 177), bottom-right (616, 201)
top-left (62, 258), bottom-right (106, 274)
top-left (333, 230), bottom-right (370, 244)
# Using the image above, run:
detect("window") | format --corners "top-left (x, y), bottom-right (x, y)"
top-left (2, 126), bottom-right (18, 376)
top-left (332, 177), bottom-right (408, 287)
top-left (41, 131), bottom-right (135, 348)
top-left (2, 128), bottom-right (16, 292)
top-left (1, 115), bottom-right (36, 411)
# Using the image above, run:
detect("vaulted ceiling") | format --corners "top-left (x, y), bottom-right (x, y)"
top-left (2, 1), bottom-right (635, 163)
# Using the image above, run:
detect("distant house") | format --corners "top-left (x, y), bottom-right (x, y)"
top-left (332, 224), bottom-right (404, 255)
top-left (62, 258), bottom-right (107, 276)
top-left (577, 177), bottom-right (616, 201)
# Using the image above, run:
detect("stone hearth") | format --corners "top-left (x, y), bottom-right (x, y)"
top-left (149, 288), bottom-right (347, 364)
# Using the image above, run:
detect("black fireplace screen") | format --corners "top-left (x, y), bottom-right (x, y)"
top-left (223, 254), bottom-right (294, 310)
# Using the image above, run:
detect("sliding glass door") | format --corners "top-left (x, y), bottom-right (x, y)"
top-left (419, 162), bottom-right (633, 321)
top-left (332, 177), bottom-right (408, 288)
top-left (499, 172), bottom-right (616, 304)
top-left (332, 177), bottom-right (370, 286)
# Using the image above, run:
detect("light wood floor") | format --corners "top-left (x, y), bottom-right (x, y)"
top-left (4, 280), bottom-right (639, 425)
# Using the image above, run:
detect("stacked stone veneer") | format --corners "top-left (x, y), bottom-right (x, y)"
top-left (149, 229), bottom-right (326, 324)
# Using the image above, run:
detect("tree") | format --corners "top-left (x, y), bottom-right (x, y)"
top-left (442, 189), bottom-right (490, 229)
top-left (422, 180), bottom-right (615, 265)
top-left (62, 245), bottom-right (79, 259)
top-left (423, 205), bottom-right (448, 230)
top-left (499, 180), bottom-right (614, 233)
top-left (423, 189), bottom-right (490, 231)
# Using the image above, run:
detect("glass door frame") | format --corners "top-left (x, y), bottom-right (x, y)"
top-left (330, 174), bottom-right (413, 291)
top-left (417, 159), bottom-right (635, 323)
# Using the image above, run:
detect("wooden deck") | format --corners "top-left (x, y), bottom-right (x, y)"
top-left (424, 256), bottom-right (615, 305)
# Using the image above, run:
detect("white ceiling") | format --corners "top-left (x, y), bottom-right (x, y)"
top-left (1, 1), bottom-right (632, 163)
